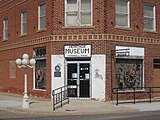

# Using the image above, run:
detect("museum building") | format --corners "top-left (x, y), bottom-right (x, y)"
top-left (1, 0), bottom-right (160, 101)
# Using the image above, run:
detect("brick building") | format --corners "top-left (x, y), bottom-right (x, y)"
top-left (0, 0), bottom-right (160, 101)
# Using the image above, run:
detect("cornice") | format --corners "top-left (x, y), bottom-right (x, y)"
top-left (0, 34), bottom-right (160, 51)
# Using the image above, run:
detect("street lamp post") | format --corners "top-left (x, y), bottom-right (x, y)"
top-left (16, 54), bottom-right (36, 109)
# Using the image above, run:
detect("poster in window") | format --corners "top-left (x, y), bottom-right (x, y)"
top-left (116, 59), bottom-right (143, 89)
top-left (35, 60), bottom-right (46, 89)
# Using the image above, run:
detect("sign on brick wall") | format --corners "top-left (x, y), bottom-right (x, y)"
top-left (10, 61), bottom-right (16, 78)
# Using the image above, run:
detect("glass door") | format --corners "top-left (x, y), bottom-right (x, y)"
top-left (67, 63), bottom-right (78, 97)
top-left (79, 63), bottom-right (90, 97)
top-left (67, 62), bottom-right (90, 98)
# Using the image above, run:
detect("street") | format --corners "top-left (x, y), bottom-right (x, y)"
top-left (1, 109), bottom-right (160, 120)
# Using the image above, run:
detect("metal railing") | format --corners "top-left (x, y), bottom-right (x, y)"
top-left (112, 87), bottom-right (160, 105)
top-left (52, 85), bottom-right (69, 110)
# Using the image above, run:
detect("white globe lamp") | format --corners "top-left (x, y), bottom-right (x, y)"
top-left (22, 59), bottom-right (29, 65)
top-left (30, 59), bottom-right (36, 65)
top-left (23, 54), bottom-right (29, 59)
top-left (16, 53), bottom-right (36, 109)
top-left (16, 59), bottom-right (22, 65)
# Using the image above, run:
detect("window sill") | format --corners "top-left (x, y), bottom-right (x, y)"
top-left (37, 28), bottom-right (46, 33)
top-left (2, 39), bottom-right (8, 42)
top-left (143, 29), bottom-right (157, 33)
top-left (19, 33), bottom-right (27, 38)
top-left (63, 26), bottom-right (95, 29)
top-left (114, 26), bottom-right (132, 31)
top-left (33, 89), bottom-right (47, 91)
top-left (117, 89), bottom-right (145, 93)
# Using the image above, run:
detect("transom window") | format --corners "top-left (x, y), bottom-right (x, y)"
top-left (38, 3), bottom-right (46, 30)
top-left (33, 47), bottom-right (46, 58)
top-left (143, 5), bottom-right (156, 31)
top-left (65, 0), bottom-right (92, 26)
top-left (3, 18), bottom-right (8, 40)
top-left (115, 0), bottom-right (130, 27)
top-left (21, 11), bottom-right (27, 35)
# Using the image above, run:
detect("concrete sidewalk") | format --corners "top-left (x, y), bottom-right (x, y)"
top-left (0, 92), bottom-right (160, 116)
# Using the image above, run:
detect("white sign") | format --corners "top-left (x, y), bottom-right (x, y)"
top-left (64, 45), bottom-right (91, 58)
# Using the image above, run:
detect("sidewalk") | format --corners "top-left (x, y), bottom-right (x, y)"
top-left (0, 92), bottom-right (160, 116)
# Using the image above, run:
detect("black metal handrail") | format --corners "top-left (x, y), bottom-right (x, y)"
top-left (52, 85), bottom-right (69, 110)
top-left (112, 86), bottom-right (160, 105)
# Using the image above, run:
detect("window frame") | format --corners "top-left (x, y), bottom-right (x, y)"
top-left (21, 11), bottom-right (27, 35)
top-left (3, 18), bottom-right (8, 40)
top-left (33, 47), bottom-right (47, 91)
top-left (143, 4), bottom-right (156, 32)
top-left (115, 0), bottom-right (130, 28)
top-left (38, 2), bottom-right (46, 30)
top-left (116, 58), bottom-right (144, 90)
top-left (65, 0), bottom-right (93, 26)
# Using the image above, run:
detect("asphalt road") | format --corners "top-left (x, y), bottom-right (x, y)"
top-left (1, 110), bottom-right (160, 120)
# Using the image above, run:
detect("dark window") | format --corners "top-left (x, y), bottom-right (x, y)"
top-left (33, 47), bottom-right (46, 58)
top-left (153, 59), bottom-right (160, 68)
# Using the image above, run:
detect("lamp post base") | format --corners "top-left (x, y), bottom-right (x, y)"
top-left (22, 94), bottom-right (29, 109)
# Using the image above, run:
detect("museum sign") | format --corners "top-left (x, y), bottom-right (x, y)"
top-left (64, 45), bottom-right (91, 58)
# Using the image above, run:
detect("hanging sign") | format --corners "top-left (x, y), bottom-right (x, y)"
top-left (64, 45), bottom-right (91, 58)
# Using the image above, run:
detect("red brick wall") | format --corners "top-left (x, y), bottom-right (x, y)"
top-left (106, 0), bottom-right (160, 39)
top-left (51, 0), bottom-right (105, 35)
top-left (1, 0), bottom-right (160, 43)
top-left (0, 0), bottom-right (52, 45)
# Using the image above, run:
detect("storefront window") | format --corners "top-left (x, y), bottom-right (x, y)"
top-left (33, 47), bottom-right (46, 90)
top-left (35, 60), bottom-right (46, 89)
top-left (116, 59), bottom-right (143, 90)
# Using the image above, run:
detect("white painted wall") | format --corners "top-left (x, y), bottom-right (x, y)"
top-left (91, 55), bottom-right (106, 101)
top-left (51, 54), bottom-right (106, 101)
top-left (51, 55), bottom-right (65, 93)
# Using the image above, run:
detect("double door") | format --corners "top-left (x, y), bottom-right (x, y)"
top-left (67, 62), bottom-right (90, 98)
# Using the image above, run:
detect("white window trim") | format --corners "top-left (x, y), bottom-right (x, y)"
top-left (38, 3), bottom-right (46, 30)
top-left (33, 58), bottom-right (47, 91)
top-left (115, 0), bottom-right (130, 28)
top-left (33, 66), bottom-right (47, 91)
top-left (21, 11), bottom-right (27, 35)
top-left (143, 5), bottom-right (156, 31)
top-left (3, 19), bottom-right (8, 40)
top-left (65, 0), bottom-right (93, 26)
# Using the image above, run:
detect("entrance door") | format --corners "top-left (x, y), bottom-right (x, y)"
top-left (153, 67), bottom-right (160, 98)
top-left (67, 62), bottom-right (90, 98)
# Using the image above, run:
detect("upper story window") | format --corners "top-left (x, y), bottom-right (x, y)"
top-left (38, 3), bottom-right (46, 30)
top-left (115, 0), bottom-right (130, 27)
top-left (3, 18), bottom-right (8, 40)
top-left (65, 0), bottom-right (92, 26)
top-left (21, 11), bottom-right (27, 35)
top-left (143, 5), bottom-right (156, 31)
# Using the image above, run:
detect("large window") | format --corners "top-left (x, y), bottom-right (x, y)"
top-left (3, 18), bottom-right (8, 40)
top-left (143, 5), bottom-right (156, 31)
top-left (65, 0), bottom-right (92, 26)
top-left (33, 47), bottom-right (46, 90)
top-left (116, 59), bottom-right (143, 90)
top-left (21, 11), bottom-right (27, 35)
top-left (38, 3), bottom-right (46, 30)
top-left (115, 0), bottom-right (130, 27)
